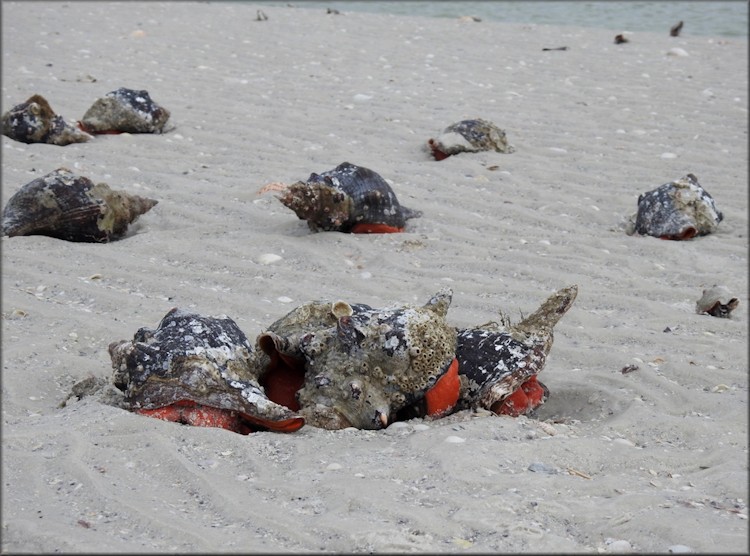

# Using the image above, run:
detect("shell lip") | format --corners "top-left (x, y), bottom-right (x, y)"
top-left (129, 382), bottom-right (304, 433)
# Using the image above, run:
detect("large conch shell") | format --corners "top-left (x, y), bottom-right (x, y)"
top-left (255, 290), bottom-right (459, 430)
top-left (455, 285), bottom-right (578, 416)
top-left (78, 87), bottom-right (171, 134)
top-left (109, 308), bottom-right (304, 434)
top-left (628, 173), bottom-right (723, 240)
top-left (428, 119), bottom-right (515, 160)
top-left (1, 94), bottom-right (92, 145)
top-left (1, 167), bottom-right (157, 242)
top-left (259, 162), bottom-right (421, 233)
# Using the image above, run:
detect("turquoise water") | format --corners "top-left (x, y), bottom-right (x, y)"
top-left (253, 1), bottom-right (748, 38)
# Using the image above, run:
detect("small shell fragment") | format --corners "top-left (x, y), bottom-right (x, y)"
top-left (696, 285), bottom-right (739, 318)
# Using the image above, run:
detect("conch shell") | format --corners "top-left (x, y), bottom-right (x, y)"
top-left (628, 173), bottom-right (723, 240)
top-left (455, 285), bottom-right (578, 416)
top-left (696, 285), bottom-right (739, 318)
top-left (78, 87), bottom-right (171, 134)
top-left (256, 290), bottom-right (459, 429)
top-left (428, 119), bottom-right (515, 160)
top-left (1, 94), bottom-right (92, 145)
top-left (2, 168), bottom-right (157, 242)
top-left (260, 162), bottom-right (421, 233)
top-left (109, 308), bottom-right (304, 434)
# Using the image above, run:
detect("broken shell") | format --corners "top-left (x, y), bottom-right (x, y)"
top-left (629, 173), bottom-right (723, 240)
top-left (455, 285), bottom-right (578, 416)
top-left (428, 119), bottom-right (515, 160)
top-left (260, 162), bottom-right (421, 233)
top-left (2, 168), bottom-right (158, 242)
top-left (108, 308), bottom-right (304, 434)
top-left (78, 87), bottom-right (171, 134)
top-left (256, 290), bottom-right (458, 430)
top-left (1, 94), bottom-right (92, 145)
top-left (696, 285), bottom-right (739, 318)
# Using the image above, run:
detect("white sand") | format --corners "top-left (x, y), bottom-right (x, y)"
top-left (2, 2), bottom-right (747, 553)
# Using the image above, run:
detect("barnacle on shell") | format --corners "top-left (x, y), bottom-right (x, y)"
top-left (2, 167), bottom-right (157, 242)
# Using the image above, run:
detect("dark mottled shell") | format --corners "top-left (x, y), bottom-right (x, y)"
top-left (276, 162), bottom-right (422, 233)
top-left (632, 173), bottom-right (723, 240)
top-left (79, 87), bottom-right (171, 134)
top-left (1, 94), bottom-right (92, 145)
top-left (455, 285), bottom-right (578, 413)
top-left (109, 308), bottom-right (304, 432)
top-left (1, 167), bottom-right (157, 242)
top-left (428, 119), bottom-right (515, 160)
top-left (257, 290), bottom-right (457, 429)
top-left (696, 285), bottom-right (739, 318)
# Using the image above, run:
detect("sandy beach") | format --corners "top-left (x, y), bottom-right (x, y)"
top-left (1, 2), bottom-right (747, 553)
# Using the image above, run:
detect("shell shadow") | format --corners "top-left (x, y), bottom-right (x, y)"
top-left (534, 383), bottom-right (634, 423)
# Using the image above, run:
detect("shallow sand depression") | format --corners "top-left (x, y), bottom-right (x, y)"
top-left (1, 2), bottom-right (748, 553)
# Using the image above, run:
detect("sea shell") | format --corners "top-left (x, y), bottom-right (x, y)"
top-left (428, 119), bottom-right (515, 160)
top-left (259, 162), bottom-right (421, 233)
top-left (1, 167), bottom-right (158, 242)
top-left (78, 87), bottom-right (171, 134)
top-left (255, 289), bottom-right (459, 430)
top-left (1, 94), bottom-right (92, 145)
top-left (455, 285), bottom-right (578, 416)
top-left (629, 173), bottom-right (723, 240)
top-left (108, 308), bottom-right (304, 434)
top-left (696, 285), bottom-right (739, 318)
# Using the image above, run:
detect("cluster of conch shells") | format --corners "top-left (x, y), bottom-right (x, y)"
top-left (78, 87), bottom-right (172, 134)
top-left (695, 285), bottom-right (739, 318)
top-left (259, 162), bottom-right (421, 233)
top-left (1, 94), bottom-right (92, 146)
top-left (1, 167), bottom-right (158, 243)
top-left (1, 88), bottom-right (171, 145)
top-left (428, 119), bottom-right (516, 161)
top-left (627, 173), bottom-right (723, 240)
top-left (108, 308), bottom-right (304, 434)
top-left (76, 285), bottom-right (577, 434)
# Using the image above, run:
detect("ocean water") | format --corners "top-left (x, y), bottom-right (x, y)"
top-left (253, 1), bottom-right (748, 38)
